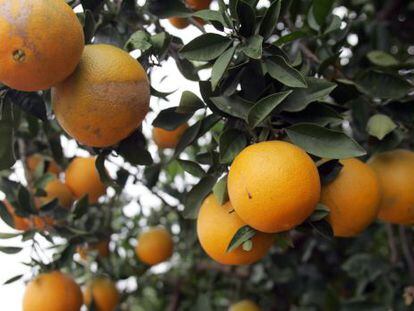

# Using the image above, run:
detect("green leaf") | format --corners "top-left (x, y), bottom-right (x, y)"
top-left (213, 175), bottom-right (229, 205)
top-left (0, 201), bottom-right (14, 229)
top-left (259, 0), bottom-right (281, 38)
top-left (248, 91), bottom-right (292, 128)
top-left (286, 123), bottom-right (366, 159)
top-left (367, 51), bottom-right (399, 67)
top-left (3, 274), bottom-right (23, 285)
top-left (211, 46), bottom-right (236, 91)
top-left (280, 77), bottom-right (337, 112)
top-left (72, 196), bottom-right (89, 219)
top-left (183, 175), bottom-right (217, 219)
top-left (210, 96), bottom-right (252, 120)
top-left (180, 33), bottom-right (233, 61)
top-left (152, 107), bottom-right (192, 131)
top-left (312, 0), bottom-right (333, 25)
top-left (282, 102), bottom-right (342, 126)
top-left (0, 246), bottom-right (22, 254)
top-left (324, 15), bottom-right (341, 35)
top-left (274, 30), bottom-right (308, 46)
top-left (176, 91), bottom-right (205, 114)
top-left (148, 0), bottom-right (191, 18)
top-left (82, 10), bottom-right (96, 44)
top-left (125, 31), bottom-right (152, 53)
top-left (193, 9), bottom-right (226, 26)
top-left (177, 159), bottom-right (205, 177)
top-left (309, 204), bottom-right (330, 222)
top-left (118, 142), bottom-right (153, 166)
top-left (17, 186), bottom-right (37, 215)
top-left (266, 56), bottom-right (308, 88)
top-left (242, 35), bottom-right (263, 59)
top-left (95, 153), bottom-right (116, 186)
top-left (366, 114), bottom-right (397, 140)
top-left (237, 0), bottom-right (256, 37)
top-left (0, 232), bottom-right (21, 239)
top-left (0, 122), bottom-right (15, 170)
top-left (219, 129), bottom-right (247, 164)
top-left (227, 225), bottom-right (257, 253)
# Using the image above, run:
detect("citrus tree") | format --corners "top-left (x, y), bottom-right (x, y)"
top-left (1, 0), bottom-right (414, 310)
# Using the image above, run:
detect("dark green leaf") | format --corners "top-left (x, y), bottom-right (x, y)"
top-left (152, 107), bottom-right (192, 130)
top-left (211, 46), bottom-right (236, 91)
top-left (180, 34), bottom-right (233, 61)
top-left (183, 175), bottom-right (217, 219)
top-left (242, 35), bottom-right (263, 59)
top-left (213, 175), bottom-right (229, 205)
top-left (0, 201), bottom-right (14, 229)
top-left (266, 56), bottom-right (307, 88)
top-left (219, 129), bottom-right (247, 164)
top-left (3, 274), bottom-right (23, 285)
top-left (176, 91), bottom-right (205, 114)
top-left (312, 0), bottom-right (333, 25)
top-left (259, 0), bottom-right (281, 38)
top-left (274, 31), bottom-right (308, 46)
top-left (237, 0), bottom-right (256, 37)
top-left (227, 225), bottom-right (257, 252)
top-left (210, 96), bottom-right (252, 120)
top-left (177, 159), bottom-right (205, 177)
top-left (0, 246), bottom-right (22, 254)
top-left (309, 204), bottom-right (330, 222)
top-left (367, 51), bottom-right (399, 67)
top-left (318, 159), bottom-right (343, 185)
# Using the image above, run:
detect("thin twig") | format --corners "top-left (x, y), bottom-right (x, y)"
top-left (386, 223), bottom-right (399, 264)
top-left (399, 226), bottom-right (414, 281)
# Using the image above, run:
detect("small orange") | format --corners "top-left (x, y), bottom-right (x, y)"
top-left (197, 195), bottom-right (274, 265)
top-left (41, 179), bottom-right (74, 209)
top-left (65, 157), bottom-right (106, 204)
top-left (0, 0), bottom-right (84, 91)
top-left (52, 44), bottom-right (150, 147)
top-left (169, 17), bottom-right (190, 29)
top-left (187, 0), bottom-right (212, 10)
top-left (321, 158), bottom-right (381, 237)
top-left (229, 300), bottom-right (262, 311)
top-left (135, 227), bottom-right (173, 266)
top-left (78, 240), bottom-right (110, 260)
top-left (228, 141), bottom-right (321, 233)
top-left (84, 277), bottom-right (119, 311)
top-left (23, 271), bottom-right (83, 311)
top-left (153, 123), bottom-right (189, 149)
top-left (2, 200), bottom-right (30, 231)
top-left (27, 154), bottom-right (60, 176)
top-left (368, 149), bottom-right (414, 224)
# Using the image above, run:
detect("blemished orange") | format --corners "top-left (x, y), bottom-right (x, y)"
top-left (197, 195), bottom-right (274, 265)
top-left (228, 141), bottom-right (321, 233)
top-left (78, 240), bottom-right (110, 260)
top-left (321, 158), bottom-right (381, 237)
top-left (65, 157), bottom-right (106, 204)
top-left (368, 149), bottom-right (414, 224)
top-left (27, 154), bottom-right (60, 176)
top-left (42, 179), bottom-right (74, 209)
top-left (229, 300), bottom-right (262, 311)
top-left (187, 0), bottom-right (212, 10)
top-left (84, 277), bottom-right (119, 311)
top-left (2, 200), bottom-right (30, 231)
top-left (153, 123), bottom-right (189, 149)
top-left (23, 271), bottom-right (83, 311)
top-left (135, 227), bottom-right (173, 266)
top-left (0, 0), bottom-right (84, 91)
top-left (52, 44), bottom-right (150, 147)
top-left (169, 17), bottom-right (190, 29)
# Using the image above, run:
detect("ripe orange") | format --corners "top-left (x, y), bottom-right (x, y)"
top-left (169, 17), bottom-right (190, 29)
top-left (135, 227), bottom-right (173, 266)
top-left (52, 44), bottom-right (150, 147)
top-left (321, 158), bottom-right (381, 237)
top-left (197, 195), bottom-right (274, 265)
top-left (23, 271), bottom-right (83, 311)
top-left (368, 149), bottom-right (414, 224)
top-left (41, 179), bottom-right (74, 209)
top-left (229, 300), bottom-right (262, 311)
top-left (2, 200), bottom-right (30, 231)
top-left (84, 277), bottom-right (119, 311)
top-left (187, 0), bottom-right (212, 10)
top-left (65, 157), bottom-right (106, 204)
top-left (153, 123), bottom-right (189, 149)
top-left (0, 0), bottom-right (84, 91)
top-left (78, 240), bottom-right (110, 260)
top-left (228, 141), bottom-right (321, 233)
top-left (27, 154), bottom-right (60, 176)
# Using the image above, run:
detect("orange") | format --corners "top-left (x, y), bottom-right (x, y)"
top-left (27, 154), bottom-right (60, 176)
top-left (169, 17), bottom-right (190, 29)
top-left (229, 300), bottom-right (262, 311)
top-left (197, 195), bottom-right (274, 265)
top-left (41, 179), bottom-right (74, 209)
top-left (321, 158), bottom-right (381, 237)
top-left (84, 277), bottom-right (119, 311)
top-left (65, 157), bottom-right (106, 204)
top-left (2, 200), bottom-right (30, 231)
top-left (78, 240), bottom-right (110, 260)
top-left (135, 227), bottom-right (173, 266)
top-left (153, 123), bottom-right (189, 149)
top-left (23, 271), bottom-right (83, 311)
top-left (0, 0), bottom-right (84, 91)
top-left (52, 44), bottom-right (150, 147)
top-left (228, 141), bottom-right (321, 233)
top-left (368, 149), bottom-right (414, 224)
top-left (187, 0), bottom-right (212, 10)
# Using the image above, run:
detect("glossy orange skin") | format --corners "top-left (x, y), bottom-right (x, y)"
top-left (228, 141), bottom-right (321, 233)
top-left (3, 200), bottom-right (30, 231)
top-left (368, 149), bottom-right (414, 224)
top-left (197, 195), bottom-right (274, 265)
top-left (229, 300), bottom-right (262, 311)
top-left (135, 227), bottom-right (173, 266)
top-left (65, 157), bottom-right (106, 204)
top-left (52, 44), bottom-right (150, 148)
top-left (23, 271), bottom-right (83, 311)
top-left (78, 240), bottom-right (110, 260)
top-left (42, 179), bottom-right (74, 209)
top-left (84, 277), bottom-right (119, 311)
top-left (321, 159), bottom-right (381, 237)
top-left (169, 17), bottom-right (190, 29)
top-left (0, 0), bottom-right (84, 91)
top-left (153, 124), bottom-right (189, 149)
top-left (186, 0), bottom-right (212, 10)
top-left (27, 154), bottom-right (60, 176)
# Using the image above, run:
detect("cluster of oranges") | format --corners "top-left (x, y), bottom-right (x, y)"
top-left (169, 0), bottom-right (212, 29)
top-left (197, 141), bottom-right (414, 267)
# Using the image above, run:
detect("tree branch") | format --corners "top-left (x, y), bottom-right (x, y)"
top-left (386, 223), bottom-right (399, 264)
top-left (399, 225), bottom-right (414, 281)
